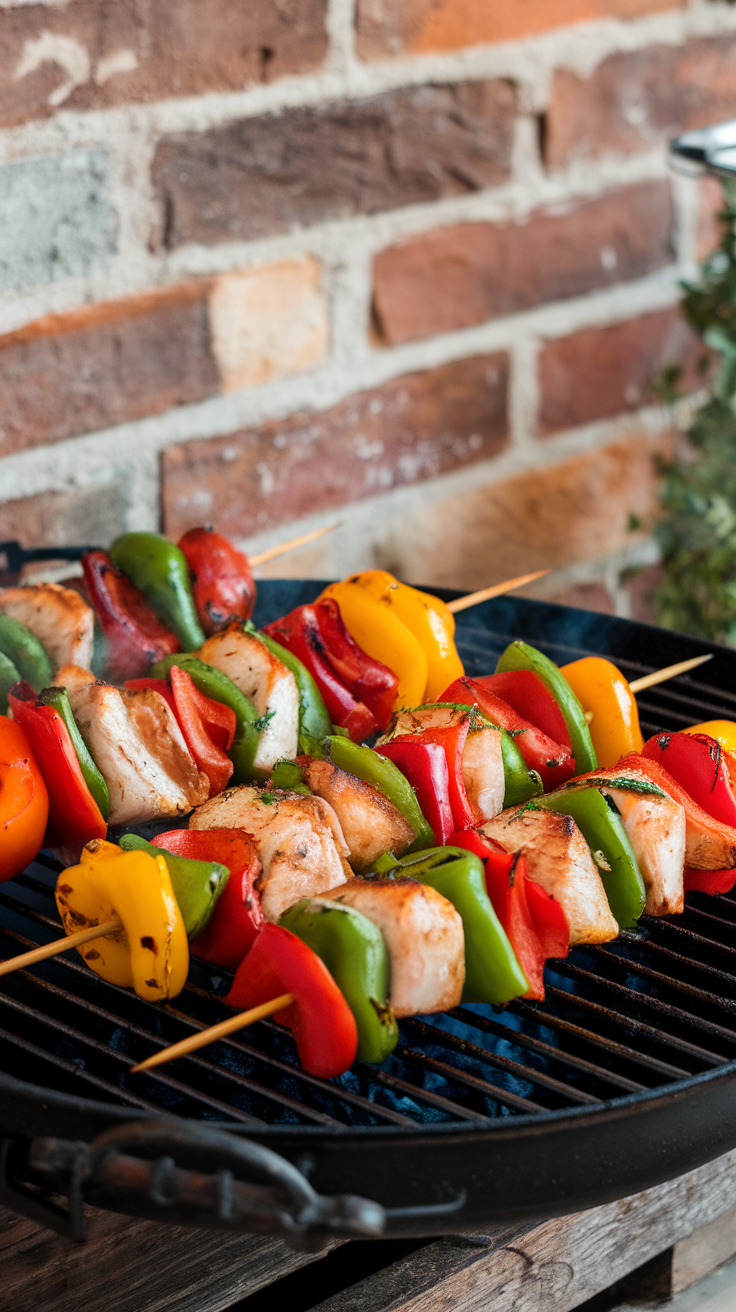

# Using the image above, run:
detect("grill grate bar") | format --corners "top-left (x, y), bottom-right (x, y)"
top-left (600, 937), bottom-right (736, 1000)
top-left (449, 1007), bottom-right (646, 1094)
top-left (403, 1018), bottom-right (602, 1105)
top-left (396, 1045), bottom-right (545, 1113)
top-left (542, 985), bottom-right (724, 1069)
top-left (0, 1026), bottom-right (159, 1111)
top-left (591, 944), bottom-right (736, 1014)
top-left (354, 1064), bottom-right (489, 1122)
top-left (512, 998), bottom-right (691, 1079)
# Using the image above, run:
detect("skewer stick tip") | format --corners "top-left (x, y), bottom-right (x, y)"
top-left (249, 524), bottom-right (340, 569)
top-left (129, 992), bottom-right (295, 1075)
top-left (447, 569), bottom-right (550, 614)
top-left (629, 652), bottom-right (713, 695)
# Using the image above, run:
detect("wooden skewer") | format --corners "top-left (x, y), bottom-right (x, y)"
top-left (249, 524), bottom-right (340, 569)
top-left (0, 919), bottom-right (120, 979)
top-left (447, 570), bottom-right (550, 614)
top-left (129, 993), bottom-right (295, 1074)
top-left (629, 654), bottom-right (713, 694)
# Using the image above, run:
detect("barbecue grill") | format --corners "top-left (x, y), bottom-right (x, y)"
top-left (3, 572), bottom-right (736, 1249)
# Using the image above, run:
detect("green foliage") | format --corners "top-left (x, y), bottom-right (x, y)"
top-left (655, 178), bottom-right (736, 643)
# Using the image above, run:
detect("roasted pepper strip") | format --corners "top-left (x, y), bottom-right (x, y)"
top-left (82, 550), bottom-right (180, 681)
top-left (325, 734), bottom-right (434, 852)
top-left (478, 670), bottom-right (572, 752)
top-left (109, 531), bottom-right (206, 651)
top-left (55, 839), bottom-right (189, 1002)
top-left (226, 922), bottom-right (358, 1079)
top-left (0, 615), bottom-right (52, 692)
top-left (684, 867), bottom-right (736, 895)
top-left (168, 664), bottom-right (235, 796)
top-left (8, 681), bottom-right (106, 849)
top-left (151, 828), bottom-right (264, 970)
top-left (281, 897), bottom-right (398, 1064)
top-left (297, 597), bottom-right (398, 728)
top-left (319, 580), bottom-right (428, 712)
top-left (247, 623), bottom-right (332, 753)
top-left (537, 787), bottom-right (645, 929)
top-left (685, 721), bottom-right (736, 793)
top-left (393, 846), bottom-right (529, 1005)
top-left (179, 526), bottom-right (256, 634)
top-left (495, 642), bottom-right (597, 773)
top-left (119, 833), bottom-right (229, 939)
top-left (441, 677), bottom-right (575, 793)
top-left (560, 657), bottom-right (644, 769)
top-left (643, 732), bottom-right (736, 828)
top-left (348, 571), bottom-right (464, 702)
top-left (0, 715), bottom-right (49, 882)
top-left (151, 653), bottom-right (263, 783)
top-left (450, 830), bottom-right (569, 1000)
top-left (263, 604), bottom-right (379, 743)
top-left (35, 685), bottom-right (109, 821)
top-left (375, 736), bottom-right (454, 846)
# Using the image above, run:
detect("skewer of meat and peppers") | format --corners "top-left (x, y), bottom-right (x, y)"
top-left (0, 525), bottom-right (724, 1081)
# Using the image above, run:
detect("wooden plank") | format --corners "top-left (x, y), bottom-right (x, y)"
top-left (672, 1202), bottom-right (736, 1295)
top-left (308, 1148), bottom-right (736, 1312)
top-left (0, 1202), bottom-right (339, 1312)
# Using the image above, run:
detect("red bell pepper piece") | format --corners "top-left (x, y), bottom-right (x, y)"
top-left (263, 606), bottom-right (377, 743)
top-left (226, 923), bottom-right (358, 1078)
top-left (642, 732), bottom-right (736, 828)
top-left (8, 682), bottom-right (106, 850)
top-left (477, 671), bottom-right (572, 752)
top-left (412, 718), bottom-right (475, 831)
top-left (82, 550), bottom-right (180, 681)
top-left (178, 526), bottom-right (256, 634)
top-left (168, 665), bottom-right (235, 796)
top-left (450, 829), bottom-right (569, 1001)
top-left (441, 676), bottom-right (575, 793)
top-left (683, 867), bottom-right (736, 896)
top-left (152, 828), bottom-right (264, 969)
top-left (375, 737), bottom-right (454, 844)
top-left (616, 751), bottom-right (736, 868)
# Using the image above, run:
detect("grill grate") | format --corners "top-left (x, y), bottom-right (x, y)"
top-left (4, 589), bottom-right (736, 1142)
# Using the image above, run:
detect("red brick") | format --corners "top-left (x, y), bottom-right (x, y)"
top-left (372, 181), bottom-right (674, 346)
top-left (151, 80), bottom-right (516, 249)
top-left (0, 0), bottom-right (328, 128)
top-left (546, 36), bottom-right (736, 170)
top-left (624, 563), bottom-right (663, 625)
top-left (0, 482), bottom-right (129, 552)
top-left (537, 309), bottom-right (705, 437)
top-left (0, 284), bottom-right (218, 454)
top-left (161, 353), bottom-right (509, 539)
top-left (356, 0), bottom-right (683, 60)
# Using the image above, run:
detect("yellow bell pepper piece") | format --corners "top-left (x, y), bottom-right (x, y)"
top-left (55, 839), bottom-right (189, 1002)
top-left (319, 579), bottom-right (428, 711)
top-left (560, 656), bottom-right (644, 769)
top-left (347, 570), bottom-right (464, 702)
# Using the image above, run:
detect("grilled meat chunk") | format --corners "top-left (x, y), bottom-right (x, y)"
top-left (303, 759), bottom-right (415, 870)
top-left (66, 681), bottom-right (208, 825)
top-left (481, 807), bottom-right (618, 945)
top-left (321, 877), bottom-right (465, 1016)
top-left (0, 583), bottom-right (93, 671)
top-left (381, 705), bottom-right (505, 822)
top-left (189, 785), bottom-right (351, 921)
top-left (198, 627), bottom-right (299, 770)
top-left (614, 755), bottom-right (736, 872)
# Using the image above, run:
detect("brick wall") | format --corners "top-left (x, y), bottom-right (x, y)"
top-left (0, 0), bottom-right (731, 617)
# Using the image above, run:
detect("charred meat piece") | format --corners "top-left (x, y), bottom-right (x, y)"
top-left (65, 680), bottom-right (208, 826)
top-left (481, 807), bottom-right (618, 945)
top-left (303, 758), bottom-right (415, 870)
top-left (0, 583), bottom-right (94, 672)
top-left (321, 877), bottom-right (465, 1016)
top-left (189, 785), bottom-right (351, 921)
top-left (381, 704), bottom-right (505, 822)
top-left (199, 626), bottom-right (299, 770)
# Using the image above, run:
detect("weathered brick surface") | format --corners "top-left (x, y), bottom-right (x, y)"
top-left (0, 481), bottom-right (130, 551)
top-left (624, 562), bottom-right (662, 624)
top-left (392, 433), bottom-right (671, 591)
top-left (0, 151), bottom-right (114, 294)
top-left (538, 309), bottom-right (704, 436)
top-left (162, 353), bottom-right (509, 538)
top-left (373, 181), bottom-right (674, 345)
top-left (0, 0), bottom-right (328, 128)
top-left (210, 259), bottom-right (328, 392)
top-left (547, 579), bottom-right (616, 614)
top-left (356, 0), bottom-right (683, 60)
top-left (545, 36), bottom-right (736, 169)
top-left (151, 80), bottom-right (516, 249)
top-left (0, 283), bottom-right (218, 454)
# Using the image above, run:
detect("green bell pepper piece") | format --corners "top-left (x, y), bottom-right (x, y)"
top-left (37, 685), bottom-right (109, 821)
top-left (0, 650), bottom-right (21, 714)
top-left (536, 787), bottom-right (645, 929)
top-left (391, 847), bottom-right (529, 1005)
top-left (271, 758), bottom-right (312, 795)
top-left (0, 615), bottom-right (52, 692)
top-left (280, 897), bottom-right (399, 1064)
top-left (120, 833), bottom-right (230, 940)
top-left (109, 531), bottom-right (205, 650)
top-left (325, 734), bottom-right (434, 853)
top-left (246, 623), bottom-right (331, 753)
top-left (499, 729), bottom-right (543, 807)
top-left (495, 640), bottom-right (598, 774)
top-left (150, 653), bottom-right (264, 783)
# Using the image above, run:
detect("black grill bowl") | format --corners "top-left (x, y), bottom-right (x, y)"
top-left (4, 580), bottom-right (736, 1240)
